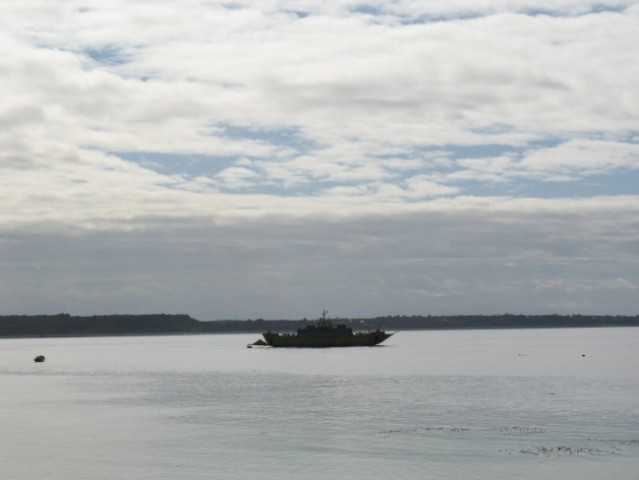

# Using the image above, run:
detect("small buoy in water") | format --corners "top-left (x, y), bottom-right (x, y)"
top-left (34, 355), bottom-right (45, 363)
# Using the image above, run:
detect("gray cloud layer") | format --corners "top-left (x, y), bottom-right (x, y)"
top-left (3, 197), bottom-right (637, 318)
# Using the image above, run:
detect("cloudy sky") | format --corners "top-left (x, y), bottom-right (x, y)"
top-left (1, 0), bottom-right (638, 320)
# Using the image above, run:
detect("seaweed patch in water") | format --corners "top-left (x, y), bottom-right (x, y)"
top-left (498, 426), bottom-right (546, 434)
top-left (378, 425), bottom-right (475, 436)
top-left (520, 445), bottom-right (613, 456)
top-left (588, 438), bottom-right (639, 446)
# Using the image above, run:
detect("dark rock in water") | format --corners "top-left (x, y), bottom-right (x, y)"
top-left (34, 355), bottom-right (45, 363)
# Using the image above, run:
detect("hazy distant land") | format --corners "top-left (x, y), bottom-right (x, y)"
top-left (1, 313), bottom-right (638, 338)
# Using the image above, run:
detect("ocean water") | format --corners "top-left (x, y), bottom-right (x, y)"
top-left (1, 328), bottom-right (638, 479)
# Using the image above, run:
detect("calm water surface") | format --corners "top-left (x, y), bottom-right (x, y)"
top-left (1, 328), bottom-right (639, 479)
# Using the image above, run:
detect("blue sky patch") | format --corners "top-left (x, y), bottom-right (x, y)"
top-left (117, 151), bottom-right (238, 178)
top-left (84, 45), bottom-right (129, 66)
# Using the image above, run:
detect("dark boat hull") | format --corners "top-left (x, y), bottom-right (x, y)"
top-left (262, 331), bottom-right (393, 348)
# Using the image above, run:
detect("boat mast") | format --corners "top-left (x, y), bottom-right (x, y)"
top-left (318, 309), bottom-right (330, 328)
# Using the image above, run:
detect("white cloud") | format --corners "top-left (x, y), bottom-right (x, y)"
top-left (214, 166), bottom-right (260, 189)
top-left (452, 156), bottom-right (518, 183)
top-left (403, 176), bottom-right (461, 198)
top-left (4, 1), bottom-right (638, 153)
top-left (520, 139), bottom-right (639, 178)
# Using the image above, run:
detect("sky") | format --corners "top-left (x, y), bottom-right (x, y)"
top-left (1, 0), bottom-right (638, 320)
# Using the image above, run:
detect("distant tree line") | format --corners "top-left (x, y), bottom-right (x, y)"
top-left (0, 313), bottom-right (638, 338)
top-left (353, 314), bottom-right (639, 330)
top-left (0, 314), bottom-right (199, 337)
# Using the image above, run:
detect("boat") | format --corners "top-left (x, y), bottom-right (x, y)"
top-left (260, 310), bottom-right (393, 348)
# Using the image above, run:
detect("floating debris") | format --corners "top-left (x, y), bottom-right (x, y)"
top-left (34, 355), bottom-right (45, 363)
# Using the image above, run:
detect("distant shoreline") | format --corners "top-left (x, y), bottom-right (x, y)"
top-left (1, 313), bottom-right (638, 339)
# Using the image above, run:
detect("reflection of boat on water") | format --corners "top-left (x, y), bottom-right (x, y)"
top-left (258, 310), bottom-right (394, 348)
